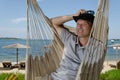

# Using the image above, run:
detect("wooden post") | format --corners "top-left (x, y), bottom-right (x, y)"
top-left (116, 47), bottom-right (118, 66)
top-left (16, 48), bottom-right (18, 65)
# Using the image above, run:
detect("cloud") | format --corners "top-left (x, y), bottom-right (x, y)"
top-left (12, 17), bottom-right (26, 24)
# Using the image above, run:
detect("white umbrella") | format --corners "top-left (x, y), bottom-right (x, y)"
top-left (3, 43), bottom-right (30, 65)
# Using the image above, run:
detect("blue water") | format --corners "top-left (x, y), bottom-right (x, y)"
top-left (0, 39), bottom-right (26, 62)
top-left (0, 38), bottom-right (120, 62)
top-left (106, 39), bottom-right (120, 61)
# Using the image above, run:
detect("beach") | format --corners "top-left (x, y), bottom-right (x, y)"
top-left (0, 60), bottom-right (117, 74)
top-left (0, 62), bottom-right (25, 74)
top-left (102, 60), bottom-right (117, 73)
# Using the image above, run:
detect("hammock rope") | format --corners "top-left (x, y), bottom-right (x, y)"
top-left (26, 0), bottom-right (64, 79)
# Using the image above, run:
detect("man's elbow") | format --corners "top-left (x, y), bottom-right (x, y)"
top-left (50, 18), bottom-right (57, 25)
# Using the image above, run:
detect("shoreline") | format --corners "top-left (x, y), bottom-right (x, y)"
top-left (102, 60), bottom-right (117, 73)
top-left (0, 60), bottom-right (117, 74)
top-left (0, 62), bottom-right (25, 74)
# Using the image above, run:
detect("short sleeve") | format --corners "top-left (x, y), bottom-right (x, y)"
top-left (60, 28), bottom-right (74, 45)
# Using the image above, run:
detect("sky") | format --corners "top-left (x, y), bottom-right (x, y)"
top-left (0, 0), bottom-right (120, 39)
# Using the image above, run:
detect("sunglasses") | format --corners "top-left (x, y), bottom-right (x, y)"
top-left (87, 10), bottom-right (95, 15)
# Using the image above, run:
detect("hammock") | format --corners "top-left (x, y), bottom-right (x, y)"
top-left (25, 0), bottom-right (109, 80)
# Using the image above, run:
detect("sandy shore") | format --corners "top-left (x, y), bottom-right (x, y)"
top-left (102, 60), bottom-right (117, 73)
top-left (0, 62), bottom-right (25, 74)
top-left (0, 61), bottom-right (117, 74)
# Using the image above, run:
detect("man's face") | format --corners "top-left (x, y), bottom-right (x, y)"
top-left (76, 19), bottom-right (92, 38)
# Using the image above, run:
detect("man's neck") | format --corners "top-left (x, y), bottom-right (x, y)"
top-left (79, 37), bottom-right (89, 46)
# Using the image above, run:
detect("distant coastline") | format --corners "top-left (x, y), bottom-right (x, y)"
top-left (0, 37), bottom-right (23, 40)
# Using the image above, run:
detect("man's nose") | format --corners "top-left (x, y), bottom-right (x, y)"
top-left (77, 25), bottom-right (83, 28)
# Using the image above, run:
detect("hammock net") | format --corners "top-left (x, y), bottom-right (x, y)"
top-left (25, 0), bottom-right (109, 80)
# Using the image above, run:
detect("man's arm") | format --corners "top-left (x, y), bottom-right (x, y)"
top-left (50, 9), bottom-right (86, 35)
top-left (50, 15), bottom-right (74, 35)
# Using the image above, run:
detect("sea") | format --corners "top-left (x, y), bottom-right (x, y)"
top-left (0, 38), bottom-right (120, 62)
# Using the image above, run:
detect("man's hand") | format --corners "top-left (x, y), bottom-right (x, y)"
top-left (75, 9), bottom-right (87, 16)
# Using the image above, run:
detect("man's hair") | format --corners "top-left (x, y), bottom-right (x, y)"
top-left (73, 10), bottom-right (95, 24)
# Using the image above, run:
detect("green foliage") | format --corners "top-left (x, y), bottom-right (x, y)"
top-left (100, 69), bottom-right (120, 80)
top-left (0, 73), bottom-right (25, 80)
top-left (16, 73), bottom-right (25, 80)
top-left (0, 73), bottom-right (9, 80)
top-left (1, 70), bottom-right (120, 80)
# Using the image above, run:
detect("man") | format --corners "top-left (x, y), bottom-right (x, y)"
top-left (49, 9), bottom-right (96, 80)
